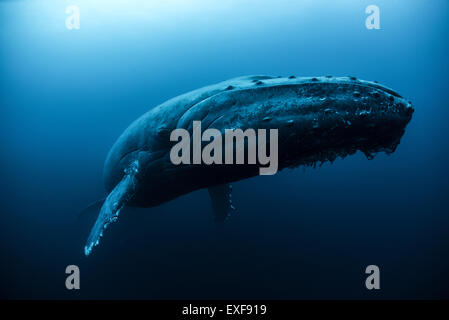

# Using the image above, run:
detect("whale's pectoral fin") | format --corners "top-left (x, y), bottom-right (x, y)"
top-left (208, 183), bottom-right (234, 223)
top-left (84, 160), bottom-right (140, 256)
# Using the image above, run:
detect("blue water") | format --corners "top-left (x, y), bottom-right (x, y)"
top-left (1, 0), bottom-right (448, 299)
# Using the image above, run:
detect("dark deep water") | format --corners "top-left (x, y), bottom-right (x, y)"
top-left (1, 0), bottom-right (448, 299)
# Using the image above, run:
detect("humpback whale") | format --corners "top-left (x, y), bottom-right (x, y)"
top-left (84, 75), bottom-right (414, 256)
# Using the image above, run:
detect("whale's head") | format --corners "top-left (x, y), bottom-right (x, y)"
top-left (261, 76), bottom-right (414, 167)
top-left (198, 75), bottom-right (414, 169)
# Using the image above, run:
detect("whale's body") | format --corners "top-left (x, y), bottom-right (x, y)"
top-left (85, 75), bottom-right (413, 256)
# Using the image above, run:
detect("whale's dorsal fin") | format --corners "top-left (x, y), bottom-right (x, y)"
top-left (208, 183), bottom-right (234, 222)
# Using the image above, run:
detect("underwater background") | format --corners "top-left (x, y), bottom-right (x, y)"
top-left (1, 0), bottom-right (448, 299)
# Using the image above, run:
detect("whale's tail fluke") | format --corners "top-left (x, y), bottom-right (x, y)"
top-left (84, 160), bottom-right (140, 256)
